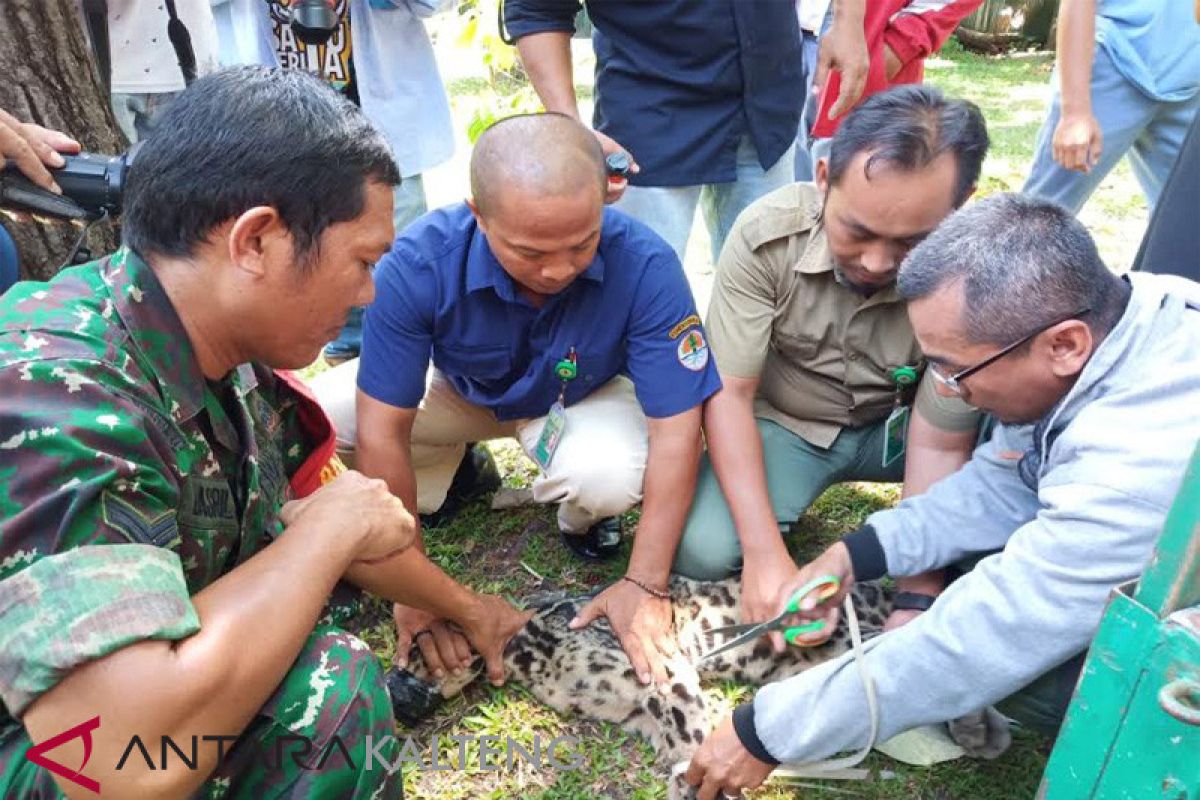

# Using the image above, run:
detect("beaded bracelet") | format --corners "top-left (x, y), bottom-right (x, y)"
top-left (622, 575), bottom-right (670, 600)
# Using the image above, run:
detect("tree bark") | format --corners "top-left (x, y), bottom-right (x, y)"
top-left (0, 0), bottom-right (125, 281)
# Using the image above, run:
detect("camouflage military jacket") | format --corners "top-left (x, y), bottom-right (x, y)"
top-left (0, 248), bottom-right (332, 735)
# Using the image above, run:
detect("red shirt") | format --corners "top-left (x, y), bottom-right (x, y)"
top-left (811, 0), bottom-right (983, 138)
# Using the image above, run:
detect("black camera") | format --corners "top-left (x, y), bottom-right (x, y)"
top-left (0, 151), bottom-right (132, 221)
top-left (287, 0), bottom-right (341, 45)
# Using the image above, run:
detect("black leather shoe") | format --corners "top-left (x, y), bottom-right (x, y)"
top-left (419, 443), bottom-right (500, 529)
top-left (559, 516), bottom-right (622, 562)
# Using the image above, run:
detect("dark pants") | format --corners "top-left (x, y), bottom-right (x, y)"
top-left (0, 226), bottom-right (18, 296)
top-left (1133, 109), bottom-right (1200, 281)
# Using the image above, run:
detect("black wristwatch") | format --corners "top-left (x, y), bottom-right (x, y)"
top-left (892, 591), bottom-right (938, 612)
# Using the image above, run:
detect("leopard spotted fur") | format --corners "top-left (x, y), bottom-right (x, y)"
top-left (387, 576), bottom-right (892, 764)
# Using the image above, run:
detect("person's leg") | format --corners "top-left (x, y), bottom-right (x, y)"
top-left (995, 650), bottom-right (1088, 736)
top-left (1022, 49), bottom-right (1157, 214)
top-left (324, 175), bottom-right (430, 364)
top-left (701, 137), bottom-right (796, 264)
top-left (1132, 106), bottom-right (1200, 279)
top-left (0, 625), bottom-right (403, 799)
top-left (110, 92), bottom-right (139, 143)
top-left (614, 184), bottom-right (702, 263)
top-left (801, 6), bottom-right (840, 176)
top-left (0, 725), bottom-right (58, 798)
top-left (839, 417), bottom-right (908, 485)
top-left (196, 625), bottom-right (403, 799)
top-left (308, 359), bottom-right (511, 513)
top-left (1126, 92), bottom-right (1200, 213)
top-left (793, 29), bottom-right (822, 183)
top-left (136, 91), bottom-right (182, 141)
top-left (392, 173), bottom-right (429, 234)
top-left (672, 418), bottom-right (850, 579)
top-left (515, 376), bottom-right (648, 534)
top-left (0, 225), bottom-right (18, 295)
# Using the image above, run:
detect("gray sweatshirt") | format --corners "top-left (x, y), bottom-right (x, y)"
top-left (739, 272), bottom-right (1200, 765)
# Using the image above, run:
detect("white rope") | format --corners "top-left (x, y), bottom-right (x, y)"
top-left (767, 593), bottom-right (881, 781)
top-left (671, 594), bottom-right (890, 796)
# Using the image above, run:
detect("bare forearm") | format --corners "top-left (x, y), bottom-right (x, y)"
top-left (346, 547), bottom-right (482, 623)
top-left (1056, 0), bottom-right (1096, 115)
top-left (894, 413), bottom-right (973, 598)
top-left (516, 31), bottom-right (580, 118)
top-left (900, 413), bottom-right (975, 499)
top-left (627, 411), bottom-right (704, 585)
top-left (833, 0), bottom-right (866, 26)
top-left (703, 386), bottom-right (785, 560)
top-left (23, 527), bottom-right (359, 799)
top-left (356, 435), bottom-right (425, 550)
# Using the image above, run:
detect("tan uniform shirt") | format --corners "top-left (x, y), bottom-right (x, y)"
top-left (706, 183), bottom-right (979, 448)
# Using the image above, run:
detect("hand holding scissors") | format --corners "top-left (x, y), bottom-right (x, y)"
top-left (698, 575), bottom-right (842, 662)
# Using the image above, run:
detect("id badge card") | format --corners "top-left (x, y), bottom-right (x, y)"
top-left (534, 401), bottom-right (567, 470)
top-left (882, 405), bottom-right (910, 468)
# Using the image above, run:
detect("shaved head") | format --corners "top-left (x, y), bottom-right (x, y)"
top-left (470, 113), bottom-right (606, 218)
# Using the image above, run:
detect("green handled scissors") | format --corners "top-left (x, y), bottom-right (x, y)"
top-left (696, 575), bottom-right (841, 663)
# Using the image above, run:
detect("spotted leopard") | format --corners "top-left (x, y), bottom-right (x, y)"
top-left (386, 575), bottom-right (892, 765)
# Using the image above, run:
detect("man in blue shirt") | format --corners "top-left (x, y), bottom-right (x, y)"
top-left (312, 113), bottom-right (721, 687)
top-left (1022, 0), bottom-right (1200, 214)
top-left (504, 0), bottom-right (802, 264)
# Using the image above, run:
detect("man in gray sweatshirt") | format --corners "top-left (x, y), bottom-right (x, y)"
top-left (683, 192), bottom-right (1200, 798)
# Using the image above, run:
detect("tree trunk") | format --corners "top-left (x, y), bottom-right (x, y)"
top-left (0, 0), bottom-right (125, 281)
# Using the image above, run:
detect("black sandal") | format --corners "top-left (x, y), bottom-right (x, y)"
top-left (559, 516), bottom-right (622, 561)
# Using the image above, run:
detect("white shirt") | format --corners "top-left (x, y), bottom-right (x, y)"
top-left (108, 0), bottom-right (220, 93)
top-left (211, 0), bottom-right (454, 178)
top-left (796, 0), bottom-right (832, 35)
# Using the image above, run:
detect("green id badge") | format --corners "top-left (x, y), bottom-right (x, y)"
top-left (883, 405), bottom-right (910, 468)
top-left (534, 401), bottom-right (567, 470)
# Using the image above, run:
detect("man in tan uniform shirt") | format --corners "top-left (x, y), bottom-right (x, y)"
top-left (675, 86), bottom-right (990, 631)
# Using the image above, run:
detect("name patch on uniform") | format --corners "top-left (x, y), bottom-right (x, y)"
top-left (669, 315), bottom-right (702, 340)
top-left (178, 477), bottom-right (239, 530)
top-left (676, 329), bottom-right (710, 371)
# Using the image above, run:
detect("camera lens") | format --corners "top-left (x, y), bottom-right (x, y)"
top-left (291, 0), bottom-right (339, 45)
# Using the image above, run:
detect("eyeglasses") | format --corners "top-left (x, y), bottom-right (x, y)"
top-left (928, 307), bottom-right (1091, 395)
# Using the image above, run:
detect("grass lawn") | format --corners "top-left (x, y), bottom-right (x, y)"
top-left (318, 34), bottom-right (1149, 800)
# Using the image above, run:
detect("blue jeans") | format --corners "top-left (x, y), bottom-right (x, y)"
top-left (110, 91), bottom-right (182, 143)
top-left (324, 174), bottom-right (428, 360)
top-left (793, 29), bottom-right (823, 182)
top-left (1023, 46), bottom-right (1200, 214)
top-left (614, 136), bottom-right (795, 265)
top-left (0, 226), bottom-right (18, 295)
top-left (794, 8), bottom-right (834, 182)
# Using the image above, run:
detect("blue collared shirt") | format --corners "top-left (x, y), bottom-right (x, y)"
top-left (1095, 0), bottom-right (1200, 103)
top-left (358, 204), bottom-right (722, 420)
top-left (504, 0), bottom-right (803, 187)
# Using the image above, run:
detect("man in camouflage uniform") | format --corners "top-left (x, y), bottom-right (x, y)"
top-left (0, 68), bottom-right (528, 799)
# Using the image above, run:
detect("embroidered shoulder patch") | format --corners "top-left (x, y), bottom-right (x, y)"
top-left (676, 329), bottom-right (709, 371)
top-left (669, 314), bottom-right (702, 340)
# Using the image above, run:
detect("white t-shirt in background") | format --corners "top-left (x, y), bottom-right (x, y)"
top-left (797, 0), bottom-right (832, 35)
top-left (108, 0), bottom-right (220, 94)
